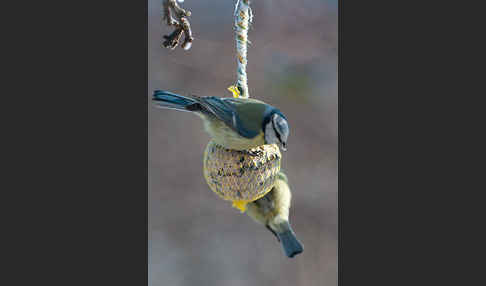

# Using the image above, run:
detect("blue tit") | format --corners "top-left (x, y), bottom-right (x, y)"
top-left (153, 90), bottom-right (289, 151)
top-left (246, 172), bottom-right (303, 258)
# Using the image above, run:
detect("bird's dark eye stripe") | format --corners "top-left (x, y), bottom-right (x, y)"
top-left (272, 119), bottom-right (283, 144)
top-left (275, 129), bottom-right (282, 142)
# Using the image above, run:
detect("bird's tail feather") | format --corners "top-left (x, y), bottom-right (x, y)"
top-left (277, 222), bottom-right (304, 258)
top-left (152, 90), bottom-right (198, 112)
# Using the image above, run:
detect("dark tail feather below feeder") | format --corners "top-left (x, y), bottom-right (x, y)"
top-left (276, 222), bottom-right (303, 258)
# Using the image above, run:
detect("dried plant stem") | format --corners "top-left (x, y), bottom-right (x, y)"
top-left (162, 0), bottom-right (193, 50)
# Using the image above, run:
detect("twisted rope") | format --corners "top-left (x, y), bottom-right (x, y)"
top-left (232, 0), bottom-right (252, 99)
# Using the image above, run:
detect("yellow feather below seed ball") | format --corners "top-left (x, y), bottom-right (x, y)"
top-left (203, 141), bottom-right (282, 213)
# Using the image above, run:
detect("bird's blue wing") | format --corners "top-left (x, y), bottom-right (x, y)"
top-left (197, 96), bottom-right (260, 138)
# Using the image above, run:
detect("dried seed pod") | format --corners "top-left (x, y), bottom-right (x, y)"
top-left (203, 141), bottom-right (281, 212)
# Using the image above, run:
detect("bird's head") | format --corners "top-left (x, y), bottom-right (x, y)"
top-left (263, 110), bottom-right (289, 151)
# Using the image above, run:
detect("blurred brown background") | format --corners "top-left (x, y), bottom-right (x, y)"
top-left (149, 0), bottom-right (337, 285)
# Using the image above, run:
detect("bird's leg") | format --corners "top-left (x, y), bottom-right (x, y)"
top-left (162, 0), bottom-right (193, 50)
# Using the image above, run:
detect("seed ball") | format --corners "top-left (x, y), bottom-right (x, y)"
top-left (203, 141), bottom-right (282, 212)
